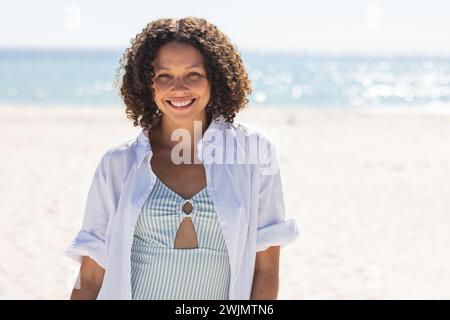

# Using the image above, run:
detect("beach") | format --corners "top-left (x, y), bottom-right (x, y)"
top-left (1, 104), bottom-right (450, 299)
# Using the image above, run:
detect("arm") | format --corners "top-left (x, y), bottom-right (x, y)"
top-left (66, 151), bottom-right (117, 299)
top-left (70, 256), bottom-right (105, 300)
top-left (250, 246), bottom-right (280, 300)
top-left (251, 135), bottom-right (299, 299)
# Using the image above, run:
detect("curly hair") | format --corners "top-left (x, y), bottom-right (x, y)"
top-left (114, 17), bottom-right (252, 130)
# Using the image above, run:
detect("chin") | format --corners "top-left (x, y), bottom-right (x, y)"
top-left (163, 107), bottom-right (207, 125)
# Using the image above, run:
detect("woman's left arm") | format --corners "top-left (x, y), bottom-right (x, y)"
top-left (250, 246), bottom-right (280, 300)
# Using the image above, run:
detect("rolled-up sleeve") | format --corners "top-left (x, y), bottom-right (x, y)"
top-left (65, 153), bottom-right (114, 269)
top-left (256, 137), bottom-right (300, 252)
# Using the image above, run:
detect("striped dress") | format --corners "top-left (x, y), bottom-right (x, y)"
top-left (130, 176), bottom-right (231, 300)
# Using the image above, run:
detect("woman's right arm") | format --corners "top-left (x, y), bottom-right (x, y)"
top-left (70, 256), bottom-right (105, 300)
top-left (67, 151), bottom-right (118, 299)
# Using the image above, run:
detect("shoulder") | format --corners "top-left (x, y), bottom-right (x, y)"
top-left (96, 134), bottom-right (138, 178)
top-left (226, 118), bottom-right (279, 157)
top-left (228, 119), bottom-right (281, 175)
top-left (226, 118), bottom-right (276, 146)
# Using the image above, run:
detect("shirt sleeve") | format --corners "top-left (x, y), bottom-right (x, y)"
top-left (256, 137), bottom-right (300, 252)
top-left (65, 153), bottom-right (115, 269)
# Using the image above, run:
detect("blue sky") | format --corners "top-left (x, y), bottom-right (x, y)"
top-left (2, 0), bottom-right (450, 55)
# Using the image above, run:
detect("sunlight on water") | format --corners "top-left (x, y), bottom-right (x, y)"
top-left (1, 48), bottom-right (450, 108)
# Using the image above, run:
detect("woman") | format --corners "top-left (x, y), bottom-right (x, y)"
top-left (66, 17), bottom-right (299, 300)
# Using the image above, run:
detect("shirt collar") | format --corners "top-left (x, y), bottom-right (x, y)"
top-left (135, 114), bottom-right (227, 168)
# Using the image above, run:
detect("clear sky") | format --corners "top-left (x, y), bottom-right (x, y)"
top-left (2, 0), bottom-right (450, 55)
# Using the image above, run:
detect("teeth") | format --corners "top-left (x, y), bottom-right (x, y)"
top-left (169, 99), bottom-right (194, 107)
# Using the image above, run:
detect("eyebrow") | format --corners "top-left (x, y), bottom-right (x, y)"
top-left (155, 63), bottom-right (202, 71)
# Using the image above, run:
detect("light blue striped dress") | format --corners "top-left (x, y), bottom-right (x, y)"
top-left (130, 176), bottom-right (231, 300)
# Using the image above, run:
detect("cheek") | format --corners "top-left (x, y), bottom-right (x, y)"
top-left (151, 82), bottom-right (170, 96)
top-left (192, 80), bottom-right (211, 95)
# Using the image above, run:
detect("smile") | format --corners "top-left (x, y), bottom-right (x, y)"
top-left (166, 98), bottom-right (196, 109)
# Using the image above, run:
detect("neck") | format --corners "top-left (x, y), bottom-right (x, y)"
top-left (151, 112), bottom-right (212, 163)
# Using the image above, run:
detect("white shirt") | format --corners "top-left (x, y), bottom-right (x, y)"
top-left (66, 114), bottom-right (300, 299)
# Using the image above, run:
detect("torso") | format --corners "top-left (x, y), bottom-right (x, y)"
top-left (147, 127), bottom-right (208, 249)
top-left (147, 128), bottom-right (207, 200)
top-left (149, 145), bottom-right (207, 199)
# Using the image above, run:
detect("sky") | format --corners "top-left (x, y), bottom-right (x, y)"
top-left (2, 0), bottom-right (450, 55)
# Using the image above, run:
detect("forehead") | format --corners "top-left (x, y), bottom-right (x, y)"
top-left (153, 42), bottom-right (205, 70)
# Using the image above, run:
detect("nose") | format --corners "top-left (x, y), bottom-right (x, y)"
top-left (172, 77), bottom-right (189, 92)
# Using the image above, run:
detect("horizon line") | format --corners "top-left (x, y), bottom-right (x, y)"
top-left (1, 45), bottom-right (450, 59)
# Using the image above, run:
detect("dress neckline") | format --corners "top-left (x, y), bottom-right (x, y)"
top-left (154, 175), bottom-right (207, 201)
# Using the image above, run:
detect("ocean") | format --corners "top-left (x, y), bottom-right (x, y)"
top-left (1, 48), bottom-right (450, 108)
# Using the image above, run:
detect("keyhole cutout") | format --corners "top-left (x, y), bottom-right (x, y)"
top-left (182, 201), bottom-right (193, 214)
top-left (174, 200), bottom-right (198, 249)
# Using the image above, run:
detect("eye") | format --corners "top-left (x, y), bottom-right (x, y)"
top-left (156, 72), bottom-right (202, 80)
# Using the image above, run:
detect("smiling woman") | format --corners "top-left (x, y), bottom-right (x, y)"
top-left (115, 17), bottom-right (252, 129)
top-left (66, 16), bottom-right (299, 300)
top-left (150, 42), bottom-right (211, 126)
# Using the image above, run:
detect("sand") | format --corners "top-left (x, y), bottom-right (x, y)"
top-left (1, 104), bottom-right (449, 299)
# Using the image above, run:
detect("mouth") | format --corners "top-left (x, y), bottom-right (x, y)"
top-left (166, 98), bottom-right (196, 110)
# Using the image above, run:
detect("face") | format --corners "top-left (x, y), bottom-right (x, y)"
top-left (151, 42), bottom-right (211, 126)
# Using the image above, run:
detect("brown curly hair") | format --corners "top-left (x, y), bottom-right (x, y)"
top-left (114, 17), bottom-right (252, 130)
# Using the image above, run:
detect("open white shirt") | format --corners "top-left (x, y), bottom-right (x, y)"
top-left (66, 115), bottom-right (300, 299)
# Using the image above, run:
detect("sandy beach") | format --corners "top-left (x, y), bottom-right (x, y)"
top-left (1, 104), bottom-right (450, 299)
